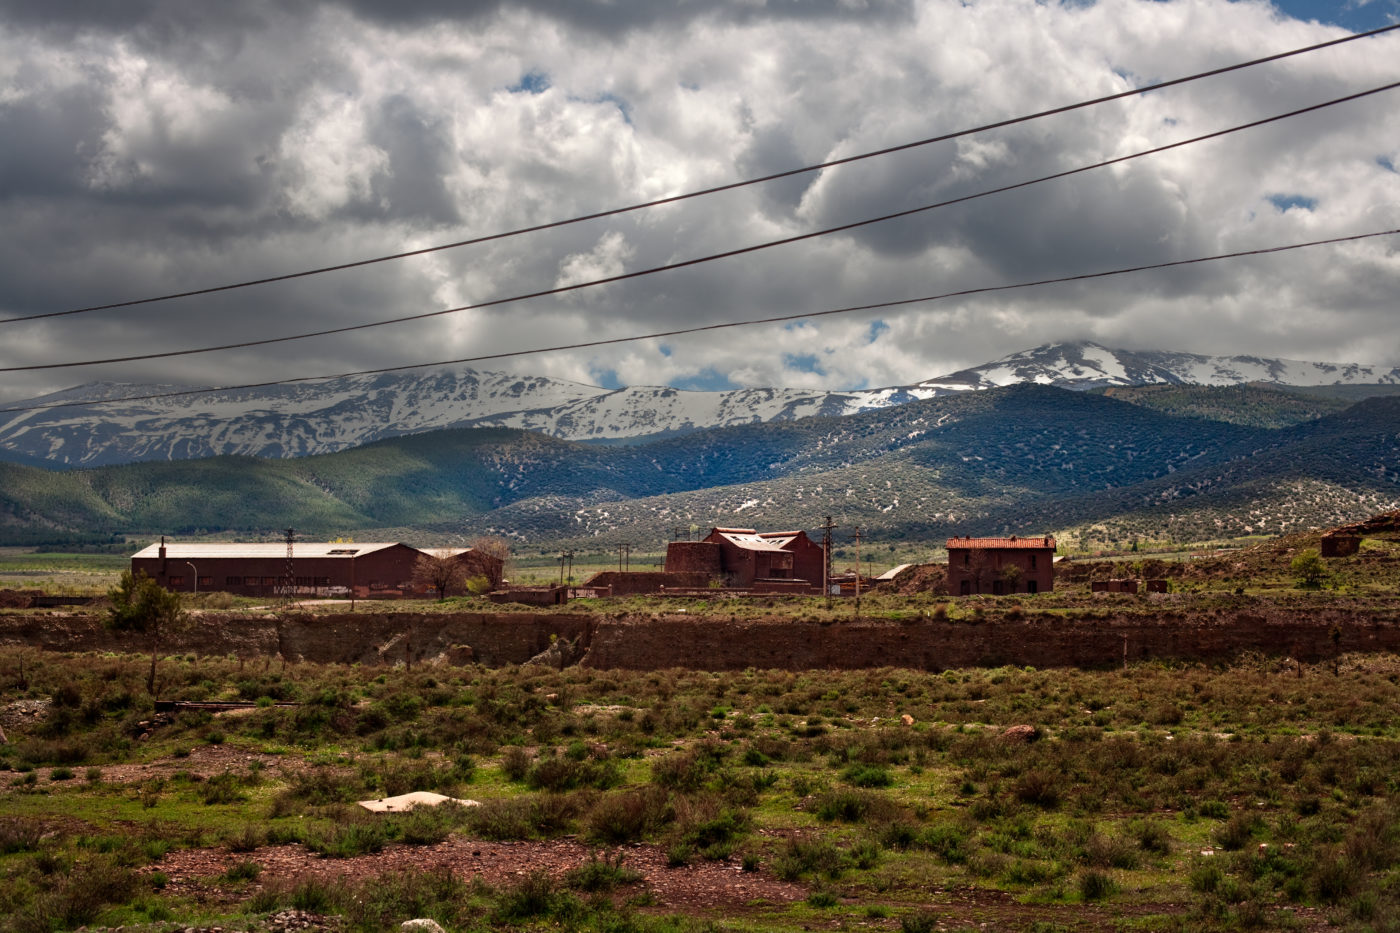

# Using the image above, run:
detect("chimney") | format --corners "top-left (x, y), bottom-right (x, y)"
top-left (159, 535), bottom-right (167, 572)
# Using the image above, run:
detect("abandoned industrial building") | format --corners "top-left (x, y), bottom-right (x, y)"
top-left (664, 527), bottom-right (828, 593)
top-left (945, 535), bottom-right (1056, 596)
top-left (129, 540), bottom-right (502, 599)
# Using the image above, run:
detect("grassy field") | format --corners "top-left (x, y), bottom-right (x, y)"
top-left (0, 551), bottom-right (130, 595)
top-left (4, 649), bottom-right (1400, 932)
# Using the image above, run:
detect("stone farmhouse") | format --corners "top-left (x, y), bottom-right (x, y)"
top-left (946, 535), bottom-right (1055, 596)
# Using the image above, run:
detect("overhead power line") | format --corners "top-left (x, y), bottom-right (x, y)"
top-left (4, 78), bottom-right (1396, 375)
top-left (2, 227), bottom-right (1394, 415)
top-left (0, 22), bottom-right (1395, 328)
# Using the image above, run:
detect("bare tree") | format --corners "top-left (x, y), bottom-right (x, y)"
top-left (468, 536), bottom-right (511, 589)
top-left (413, 550), bottom-right (466, 601)
top-left (966, 548), bottom-right (991, 595)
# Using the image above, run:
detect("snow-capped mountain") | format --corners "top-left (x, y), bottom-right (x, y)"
top-left (2, 342), bottom-right (1397, 467)
top-left (923, 342), bottom-right (1400, 391)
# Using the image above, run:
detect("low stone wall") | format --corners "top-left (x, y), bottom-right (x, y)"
top-left (584, 572), bottom-right (714, 595)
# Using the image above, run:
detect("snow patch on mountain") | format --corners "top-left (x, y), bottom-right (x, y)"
top-left (3, 341), bottom-right (1398, 467)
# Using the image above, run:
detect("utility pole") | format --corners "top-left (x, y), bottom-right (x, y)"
top-left (617, 543), bottom-right (631, 573)
top-left (558, 548), bottom-right (575, 586)
top-left (820, 516), bottom-right (836, 610)
top-left (852, 526), bottom-right (862, 620)
top-left (283, 528), bottom-right (295, 601)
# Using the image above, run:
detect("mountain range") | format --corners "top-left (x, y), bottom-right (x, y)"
top-left (3, 380), bottom-right (1398, 551)
top-left (5, 341), bottom-right (1400, 468)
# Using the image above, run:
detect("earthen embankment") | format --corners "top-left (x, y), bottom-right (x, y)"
top-left (1, 606), bottom-right (1397, 670)
top-left (579, 608), bottom-right (1400, 669)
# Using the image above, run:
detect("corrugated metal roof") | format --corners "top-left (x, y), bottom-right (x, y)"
top-left (129, 542), bottom-right (405, 560)
top-left (945, 536), bottom-right (1056, 549)
top-left (715, 531), bottom-right (789, 552)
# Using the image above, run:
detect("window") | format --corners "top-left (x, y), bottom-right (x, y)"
top-left (1030, 554), bottom-right (1037, 569)
top-left (245, 576), bottom-right (259, 586)
top-left (963, 553), bottom-right (969, 566)
top-left (226, 576), bottom-right (241, 586)
top-left (261, 576), bottom-right (276, 585)
top-left (198, 576), bottom-right (213, 588)
top-left (168, 575), bottom-right (185, 587)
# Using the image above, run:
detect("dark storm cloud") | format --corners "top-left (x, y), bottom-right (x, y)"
top-left (0, 0), bottom-right (1395, 407)
top-left (363, 95), bottom-right (462, 226)
top-left (0, 87), bottom-right (108, 200)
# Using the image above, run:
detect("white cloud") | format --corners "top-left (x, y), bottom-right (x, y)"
top-left (0, 0), bottom-right (1397, 406)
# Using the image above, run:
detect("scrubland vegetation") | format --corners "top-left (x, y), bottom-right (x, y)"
top-left (5, 650), bottom-right (1400, 931)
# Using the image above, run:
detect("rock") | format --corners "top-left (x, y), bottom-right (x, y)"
top-left (1000, 724), bottom-right (1040, 744)
top-left (401, 921), bottom-right (445, 933)
top-left (900, 714), bottom-right (914, 726)
top-left (524, 636), bottom-right (582, 670)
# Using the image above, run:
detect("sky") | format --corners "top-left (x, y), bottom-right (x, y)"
top-left (0, 0), bottom-right (1397, 404)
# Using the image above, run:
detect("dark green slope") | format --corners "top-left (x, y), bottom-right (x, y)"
top-left (1091, 383), bottom-right (1352, 428)
top-left (1, 385), bottom-right (1395, 546)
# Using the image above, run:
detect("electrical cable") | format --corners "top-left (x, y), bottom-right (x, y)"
top-left (0, 21), bottom-right (1395, 327)
top-left (2, 227), bottom-right (1393, 415)
top-left (3, 78), bottom-right (1396, 374)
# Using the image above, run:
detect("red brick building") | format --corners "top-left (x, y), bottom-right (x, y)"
top-left (129, 539), bottom-right (501, 599)
top-left (663, 527), bottom-right (827, 592)
top-left (946, 535), bottom-right (1055, 596)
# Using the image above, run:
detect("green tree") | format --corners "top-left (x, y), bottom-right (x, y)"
top-left (107, 570), bottom-right (187, 695)
top-left (1291, 549), bottom-right (1326, 589)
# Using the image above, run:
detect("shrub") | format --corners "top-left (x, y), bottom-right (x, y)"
top-left (305, 821), bottom-right (389, 858)
top-left (1214, 814), bottom-right (1259, 852)
top-left (500, 746), bottom-right (531, 782)
top-left (1083, 834), bottom-right (1139, 870)
top-left (652, 747), bottom-right (722, 791)
top-left (1312, 855), bottom-right (1360, 904)
top-left (586, 788), bottom-right (671, 844)
top-left (1131, 819), bottom-right (1172, 856)
top-left (1078, 869), bottom-right (1116, 901)
top-left (199, 771), bottom-right (247, 805)
top-left (919, 823), bottom-right (970, 864)
top-left (526, 753), bottom-right (621, 792)
top-left (1188, 859), bottom-right (1222, 894)
top-left (772, 837), bottom-right (847, 881)
top-left (0, 818), bottom-right (45, 854)
top-left (841, 763), bottom-right (894, 788)
top-left (1012, 769), bottom-right (1060, 808)
top-left (220, 860), bottom-right (262, 883)
top-left (494, 870), bottom-right (565, 921)
top-left (564, 851), bottom-right (642, 892)
top-left (814, 788), bottom-right (880, 823)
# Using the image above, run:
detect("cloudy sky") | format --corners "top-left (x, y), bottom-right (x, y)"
top-left (1, 0), bottom-right (1397, 404)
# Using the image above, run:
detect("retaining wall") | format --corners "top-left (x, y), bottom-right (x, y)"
top-left (2, 607), bottom-right (1399, 670)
